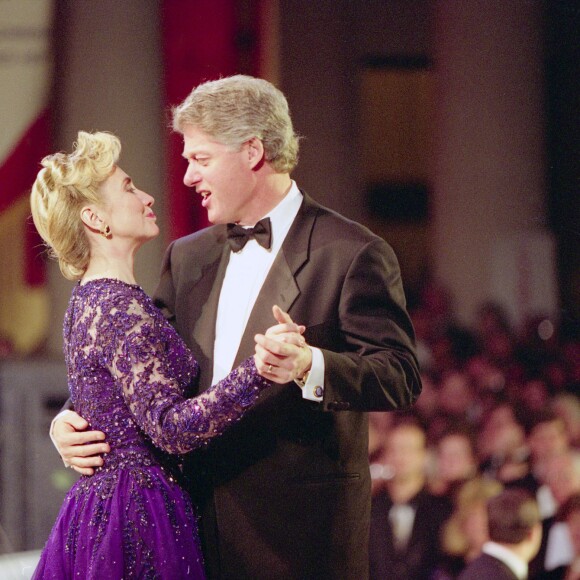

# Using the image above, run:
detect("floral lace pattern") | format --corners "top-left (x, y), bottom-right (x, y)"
top-left (33, 278), bottom-right (270, 579)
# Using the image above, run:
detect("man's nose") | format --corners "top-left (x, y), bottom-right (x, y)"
top-left (183, 165), bottom-right (200, 187)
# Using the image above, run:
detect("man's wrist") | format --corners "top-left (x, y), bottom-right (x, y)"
top-left (294, 370), bottom-right (310, 388)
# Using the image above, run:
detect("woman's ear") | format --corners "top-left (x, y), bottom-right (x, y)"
top-left (80, 206), bottom-right (104, 233)
top-left (246, 137), bottom-right (265, 170)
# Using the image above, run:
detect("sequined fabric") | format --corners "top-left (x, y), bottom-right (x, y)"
top-left (33, 278), bottom-right (270, 579)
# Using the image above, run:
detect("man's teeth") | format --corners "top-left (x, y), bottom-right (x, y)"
top-left (201, 192), bottom-right (209, 199)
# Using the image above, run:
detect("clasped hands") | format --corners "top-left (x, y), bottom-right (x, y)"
top-left (53, 305), bottom-right (311, 475)
top-left (253, 305), bottom-right (312, 384)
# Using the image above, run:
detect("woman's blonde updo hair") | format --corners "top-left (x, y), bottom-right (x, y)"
top-left (30, 131), bottom-right (121, 280)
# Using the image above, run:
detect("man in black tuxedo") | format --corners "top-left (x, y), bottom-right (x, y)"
top-left (458, 488), bottom-right (542, 580)
top-left (369, 417), bottom-right (452, 579)
top-left (52, 75), bottom-right (421, 578)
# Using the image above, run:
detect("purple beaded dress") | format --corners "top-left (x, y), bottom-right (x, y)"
top-left (33, 279), bottom-right (270, 579)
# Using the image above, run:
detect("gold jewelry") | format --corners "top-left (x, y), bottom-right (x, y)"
top-left (267, 364), bottom-right (273, 373)
top-left (99, 224), bottom-right (112, 239)
top-left (295, 370), bottom-right (310, 388)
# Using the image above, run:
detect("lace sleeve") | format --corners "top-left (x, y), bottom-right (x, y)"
top-left (107, 296), bottom-right (271, 454)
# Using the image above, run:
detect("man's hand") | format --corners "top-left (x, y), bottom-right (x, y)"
top-left (254, 305), bottom-right (312, 384)
top-left (51, 410), bottom-right (110, 476)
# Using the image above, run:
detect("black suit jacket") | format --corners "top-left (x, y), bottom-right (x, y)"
top-left (154, 193), bottom-right (421, 579)
top-left (458, 553), bottom-right (520, 580)
top-left (369, 488), bottom-right (452, 580)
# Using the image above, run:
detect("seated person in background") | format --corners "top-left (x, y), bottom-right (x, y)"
top-left (430, 425), bottom-right (479, 500)
top-left (478, 402), bottom-right (531, 488)
top-left (530, 451), bottom-right (580, 578)
top-left (458, 488), bottom-right (542, 580)
top-left (526, 409), bottom-right (576, 518)
top-left (542, 493), bottom-right (580, 580)
top-left (435, 478), bottom-right (503, 579)
top-left (369, 415), bottom-right (452, 580)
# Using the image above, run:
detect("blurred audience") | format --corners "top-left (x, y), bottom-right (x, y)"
top-left (369, 416), bottom-right (452, 579)
top-left (478, 402), bottom-right (530, 487)
top-left (435, 478), bottom-right (504, 579)
top-left (430, 426), bottom-right (479, 500)
top-left (545, 494), bottom-right (580, 580)
top-left (551, 394), bottom-right (580, 449)
top-left (457, 488), bottom-right (542, 580)
top-left (530, 451), bottom-right (580, 578)
top-left (369, 284), bottom-right (579, 579)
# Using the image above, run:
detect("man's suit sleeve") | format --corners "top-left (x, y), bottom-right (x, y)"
top-left (320, 236), bottom-right (421, 412)
top-left (153, 240), bottom-right (177, 323)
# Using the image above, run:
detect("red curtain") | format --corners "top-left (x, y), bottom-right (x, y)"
top-left (0, 109), bottom-right (51, 287)
top-left (161, 0), bottom-right (269, 241)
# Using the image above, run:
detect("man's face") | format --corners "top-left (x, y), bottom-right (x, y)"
top-left (437, 434), bottom-right (476, 482)
top-left (181, 125), bottom-right (258, 225)
top-left (528, 419), bottom-right (568, 462)
top-left (386, 426), bottom-right (426, 482)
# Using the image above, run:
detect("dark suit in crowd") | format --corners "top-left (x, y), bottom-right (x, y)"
top-left (369, 487), bottom-right (452, 579)
top-left (458, 553), bottom-right (519, 580)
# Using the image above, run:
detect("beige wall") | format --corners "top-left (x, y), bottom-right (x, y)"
top-left (432, 0), bottom-right (549, 327)
top-left (46, 0), bottom-right (165, 356)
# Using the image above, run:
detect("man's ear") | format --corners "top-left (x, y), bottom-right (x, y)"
top-left (246, 137), bottom-right (265, 170)
top-left (80, 206), bottom-right (104, 233)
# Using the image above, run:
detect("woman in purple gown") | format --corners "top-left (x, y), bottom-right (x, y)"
top-left (29, 131), bottom-right (300, 579)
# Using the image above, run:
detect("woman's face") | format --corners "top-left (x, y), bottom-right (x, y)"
top-left (98, 166), bottom-right (159, 245)
top-left (461, 502), bottom-right (489, 550)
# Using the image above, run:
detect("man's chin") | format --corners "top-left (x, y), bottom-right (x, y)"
top-left (207, 211), bottom-right (227, 225)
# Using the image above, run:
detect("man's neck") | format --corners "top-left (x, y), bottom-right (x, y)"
top-left (237, 172), bottom-right (292, 226)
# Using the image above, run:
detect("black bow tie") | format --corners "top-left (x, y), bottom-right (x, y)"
top-left (226, 218), bottom-right (272, 252)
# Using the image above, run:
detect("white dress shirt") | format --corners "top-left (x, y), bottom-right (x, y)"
top-left (212, 182), bottom-right (324, 401)
top-left (482, 541), bottom-right (528, 580)
top-left (388, 503), bottom-right (416, 551)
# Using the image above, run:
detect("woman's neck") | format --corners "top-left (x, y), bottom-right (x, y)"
top-left (82, 253), bottom-right (136, 285)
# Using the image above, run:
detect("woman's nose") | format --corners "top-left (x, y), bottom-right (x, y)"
top-left (138, 190), bottom-right (154, 206)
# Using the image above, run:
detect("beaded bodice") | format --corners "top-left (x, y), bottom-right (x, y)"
top-left (63, 278), bottom-right (269, 472)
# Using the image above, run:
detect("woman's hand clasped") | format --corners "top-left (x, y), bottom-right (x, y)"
top-left (254, 305), bottom-right (312, 384)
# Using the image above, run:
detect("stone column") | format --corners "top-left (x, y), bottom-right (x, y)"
top-left (431, 0), bottom-right (555, 328)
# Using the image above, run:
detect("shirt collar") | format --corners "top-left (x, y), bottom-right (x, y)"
top-left (482, 541), bottom-right (528, 580)
top-left (260, 181), bottom-right (302, 252)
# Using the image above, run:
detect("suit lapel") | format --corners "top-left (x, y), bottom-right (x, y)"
top-left (232, 194), bottom-right (318, 367)
top-left (191, 236), bottom-right (230, 391)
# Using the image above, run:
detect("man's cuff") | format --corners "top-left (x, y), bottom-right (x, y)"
top-left (295, 347), bottom-right (324, 402)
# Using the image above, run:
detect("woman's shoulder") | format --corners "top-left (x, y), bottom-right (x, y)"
top-left (75, 278), bottom-right (156, 322)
